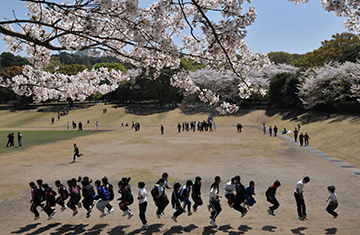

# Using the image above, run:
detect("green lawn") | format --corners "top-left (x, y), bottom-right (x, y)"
top-left (0, 130), bottom-right (98, 156)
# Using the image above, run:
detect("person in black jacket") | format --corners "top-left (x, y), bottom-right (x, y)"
top-left (43, 184), bottom-right (57, 220)
top-left (171, 182), bottom-right (184, 222)
top-left (67, 180), bottom-right (81, 216)
top-left (266, 180), bottom-right (281, 216)
top-left (117, 180), bottom-right (134, 219)
top-left (232, 175), bottom-right (247, 217)
top-left (81, 180), bottom-right (95, 218)
top-left (29, 182), bottom-right (42, 220)
top-left (192, 176), bottom-right (203, 212)
top-left (55, 180), bottom-right (69, 211)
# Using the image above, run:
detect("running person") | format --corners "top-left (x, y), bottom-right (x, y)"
top-left (55, 180), bottom-right (69, 211)
top-left (29, 182), bottom-right (42, 220)
top-left (117, 180), bottom-right (134, 219)
top-left (66, 180), bottom-right (81, 216)
top-left (102, 177), bottom-right (114, 214)
top-left (171, 182), bottom-right (184, 222)
top-left (180, 180), bottom-right (193, 216)
top-left (42, 184), bottom-right (57, 220)
top-left (192, 176), bottom-right (203, 212)
top-left (72, 143), bottom-right (84, 162)
top-left (137, 181), bottom-right (148, 230)
top-left (209, 182), bottom-right (222, 227)
top-left (81, 179), bottom-right (95, 218)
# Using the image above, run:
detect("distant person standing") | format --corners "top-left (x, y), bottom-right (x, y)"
top-left (72, 143), bottom-right (84, 162)
top-left (6, 133), bottom-right (12, 147)
top-left (96, 121), bottom-right (99, 129)
top-left (294, 176), bottom-right (310, 220)
top-left (273, 126), bottom-right (278, 136)
top-left (67, 122), bottom-right (70, 130)
top-left (78, 122), bottom-right (83, 131)
top-left (177, 123), bottom-right (181, 133)
top-left (269, 126), bottom-right (272, 136)
top-left (299, 133), bottom-right (304, 146)
top-left (263, 123), bottom-right (266, 135)
top-left (304, 133), bottom-right (310, 146)
top-left (160, 124), bottom-right (164, 135)
top-left (294, 128), bottom-right (299, 142)
top-left (18, 132), bottom-right (22, 147)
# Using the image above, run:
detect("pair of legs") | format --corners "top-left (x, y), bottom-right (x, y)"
top-left (155, 197), bottom-right (169, 216)
top-left (326, 202), bottom-right (338, 216)
top-left (192, 193), bottom-right (203, 211)
top-left (209, 200), bottom-right (222, 221)
top-left (294, 192), bottom-right (306, 218)
top-left (267, 197), bottom-right (280, 213)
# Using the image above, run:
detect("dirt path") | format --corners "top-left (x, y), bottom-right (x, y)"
top-left (1, 125), bottom-right (360, 234)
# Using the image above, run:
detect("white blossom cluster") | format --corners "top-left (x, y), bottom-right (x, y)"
top-left (1, 65), bottom-right (125, 103)
top-left (0, 0), bottom-right (273, 113)
top-left (298, 61), bottom-right (360, 108)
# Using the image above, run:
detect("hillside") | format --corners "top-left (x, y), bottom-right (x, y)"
top-left (1, 104), bottom-right (359, 168)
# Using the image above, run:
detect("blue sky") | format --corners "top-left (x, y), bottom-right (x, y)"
top-left (0, 0), bottom-right (348, 55)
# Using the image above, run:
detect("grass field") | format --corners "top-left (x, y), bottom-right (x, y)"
top-left (1, 103), bottom-right (360, 167)
top-left (1, 103), bottom-right (360, 234)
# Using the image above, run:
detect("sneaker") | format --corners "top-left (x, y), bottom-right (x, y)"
top-left (122, 210), bottom-right (129, 217)
top-left (157, 213), bottom-right (161, 219)
top-left (100, 212), bottom-right (107, 218)
top-left (299, 216), bottom-right (304, 221)
top-left (61, 206), bottom-right (67, 212)
top-left (241, 208), bottom-right (248, 218)
top-left (141, 224), bottom-right (149, 230)
top-left (188, 212), bottom-right (192, 216)
top-left (267, 209), bottom-right (275, 216)
top-left (108, 207), bottom-right (114, 214)
top-left (86, 209), bottom-right (91, 218)
top-left (333, 212), bottom-right (339, 218)
top-left (161, 212), bottom-right (165, 216)
top-left (210, 219), bottom-right (217, 227)
top-left (127, 212), bottom-right (133, 220)
top-left (171, 215), bottom-right (177, 222)
top-left (47, 215), bottom-right (53, 221)
top-left (51, 210), bottom-right (56, 217)
top-left (303, 216), bottom-right (308, 220)
top-left (73, 210), bottom-right (78, 216)
top-left (193, 208), bottom-right (197, 212)
top-left (34, 216), bottom-right (40, 221)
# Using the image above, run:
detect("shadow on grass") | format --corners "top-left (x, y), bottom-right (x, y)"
top-left (12, 223), bottom-right (61, 235)
top-left (10, 223), bottom-right (41, 234)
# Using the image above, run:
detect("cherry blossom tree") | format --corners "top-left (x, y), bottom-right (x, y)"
top-left (1, 0), bottom-right (359, 113)
top-left (0, 0), bottom-right (271, 112)
top-left (298, 61), bottom-right (360, 108)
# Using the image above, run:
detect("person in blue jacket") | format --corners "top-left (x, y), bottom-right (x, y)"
top-left (93, 180), bottom-right (110, 218)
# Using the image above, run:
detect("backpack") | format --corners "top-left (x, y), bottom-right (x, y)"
top-left (235, 183), bottom-right (245, 203)
top-left (151, 185), bottom-right (159, 199)
top-left (105, 184), bottom-right (114, 201)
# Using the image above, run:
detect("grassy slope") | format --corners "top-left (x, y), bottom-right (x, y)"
top-left (1, 105), bottom-right (359, 167)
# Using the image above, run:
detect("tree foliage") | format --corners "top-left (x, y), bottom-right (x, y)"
top-left (269, 72), bottom-right (301, 108)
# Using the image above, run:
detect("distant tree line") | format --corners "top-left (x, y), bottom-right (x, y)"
top-left (1, 32), bottom-right (360, 113)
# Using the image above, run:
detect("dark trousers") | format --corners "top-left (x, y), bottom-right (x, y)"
top-left (326, 202), bottom-right (338, 216)
top-left (119, 200), bottom-right (132, 212)
top-left (30, 202), bottom-right (40, 217)
top-left (294, 192), bottom-right (306, 217)
top-left (294, 134), bottom-right (298, 142)
top-left (233, 201), bottom-right (246, 213)
top-left (67, 199), bottom-right (79, 211)
top-left (56, 196), bottom-right (65, 207)
top-left (82, 198), bottom-right (93, 211)
top-left (267, 197), bottom-right (280, 211)
top-left (155, 197), bottom-right (169, 215)
top-left (106, 201), bottom-right (113, 210)
top-left (173, 206), bottom-right (184, 218)
top-left (225, 193), bottom-right (235, 206)
top-left (192, 193), bottom-right (203, 210)
top-left (139, 201), bottom-right (147, 224)
top-left (44, 200), bottom-right (55, 216)
top-left (209, 200), bottom-right (222, 221)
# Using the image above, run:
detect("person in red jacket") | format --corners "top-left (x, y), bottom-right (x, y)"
top-left (266, 180), bottom-right (281, 216)
top-left (43, 184), bottom-right (57, 220)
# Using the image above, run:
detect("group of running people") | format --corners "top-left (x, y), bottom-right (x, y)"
top-left (29, 173), bottom-right (339, 230)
